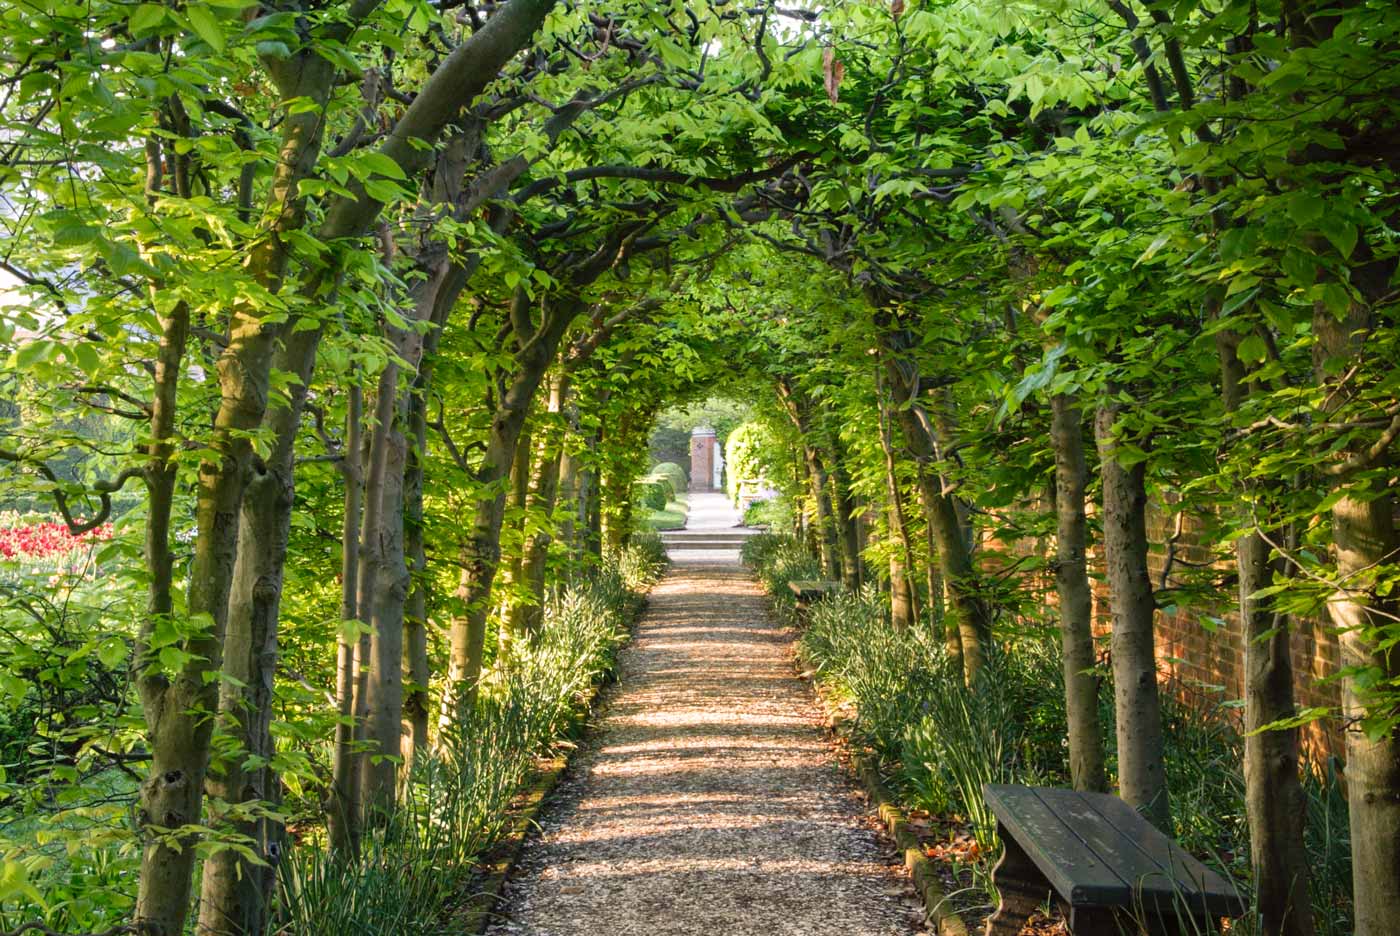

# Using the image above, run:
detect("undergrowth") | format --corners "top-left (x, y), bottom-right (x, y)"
top-left (277, 542), bottom-right (664, 933)
top-left (745, 534), bottom-right (1353, 936)
top-left (0, 540), bottom-right (665, 934)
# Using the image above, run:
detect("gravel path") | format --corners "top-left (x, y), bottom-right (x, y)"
top-left (485, 516), bottom-right (923, 936)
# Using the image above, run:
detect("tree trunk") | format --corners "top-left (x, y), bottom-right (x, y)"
top-left (197, 465), bottom-right (290, 936)
top-left (805, 447), bottom-right (840, 580)
top-left (132, 300), bottom-right (192, 935)
top-left (875, 328), bottom-right (988, 680)
top-left (441, 293), bottom-right (580, 730)
top-left (828, 451), bottom-right (863, 591)
top-left (887, 510), bottom-right (916, 629)
top-left (1094, 402), bottom-right (1170, 830)
top-left (1313, 304), bottom-right (1400, 936)
top-left (1212, 324), bottom-right (1315, 936)
top-left (512, 376), bottom-right (569, 637)
top-left (360, 413), bottom-right (408, 819)
top-left (403, 383), bottom-right (431, 768)
top-left (1048, 393), bottom-right (1108, 794)
top-left (878, 393), bottom-right (919, 628)
top-left (329, 383), bottom-right (363, 856)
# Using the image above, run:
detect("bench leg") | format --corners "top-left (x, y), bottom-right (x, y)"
top-left (1139, 912), bottom-right (1215, 936)
top-left (984, 825), bottom-right (1050, 936)
top-left (1068, 905), bottom-right (1131, 936)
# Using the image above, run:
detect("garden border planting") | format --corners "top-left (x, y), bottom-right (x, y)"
top-left (795, 644), bottom-right (970, 936)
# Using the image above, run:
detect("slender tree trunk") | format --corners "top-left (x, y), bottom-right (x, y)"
top-left (1313, 304), bottom-right (1400, 936)
top-left (1049, 393), bottom-right (1108, 794)
top-left (441, 293), bottom-right (580, 730)
top-left (198, 467), bottom-right (290, 936)
top-left (513, 376), bottom-right (569, 637)
top-left (1212, 324), bottom-right (1315, 936)
top-left (886, 510), bottom-right (916, 629)
top-left (329, 384), bottom-right (363, 856)
top-left (1094, 402), bottom-right (1170, 830)
top-left (916, 469), bottom-right (958, 660)
top-left (878, 392), bottom-right (919, 628)
top-left (876, 329), bottom-right (988, 679)
top-left (828, 448), bottom-right (862, 590)
top-left (403, 384), bottom-right (431, 767)
top-left (356, 256), bottom-right (447, 815)
top-left (805, 447), bottom-right (840, 580)
top-left (132, 300), bottom-right (193, 935)
top-left (360, 406), bottom-right (408, 819)
top-left (601, 413), bottom-right (632, 555)
top-left (558, 434), bottom-right (580, 560)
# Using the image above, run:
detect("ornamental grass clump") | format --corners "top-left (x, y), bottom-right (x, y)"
top-left (741, 533), bottom-right (820, 624)
top-left (276, 557), bottom-right (638, 934)
top-left (616, 530), bottom-right (668, 589)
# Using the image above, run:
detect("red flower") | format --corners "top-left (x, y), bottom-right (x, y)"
top-left (0, 522), bottom-right (112, 560)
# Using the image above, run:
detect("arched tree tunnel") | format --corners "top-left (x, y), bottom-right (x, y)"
top-left (0, 1), bottom-right (1396, 934)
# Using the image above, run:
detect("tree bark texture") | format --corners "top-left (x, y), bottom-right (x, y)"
top-left (1213, 324), bottom-right (1315, 936)
top-left (878, 393), bottom-right (919, 629)
top-left (1048, 392), bottom-right (1108, 795)
top-left (329, 384), bottom-right (364, 857)
top-left (1094, 402), bottom-right (1170, 831)
top-left (828, 449), bottom-right (863, 591)
top-left (1313, 303), bottom-right (1400, 936)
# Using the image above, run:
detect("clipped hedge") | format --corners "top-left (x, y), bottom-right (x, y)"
top-left (648, 461), bottom-right (688, 495)
top-left (633, 479), bottom-right (670, 511)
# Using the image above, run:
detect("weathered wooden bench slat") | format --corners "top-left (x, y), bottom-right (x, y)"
top-left (983, 784), bottom-right (1246, 935)
top-left (1061, 789), bottom-right (1244, 916)
top-left (787, 580), bottom-right (841, 607)
top-left (984, 785), bottom-right (1128, 905)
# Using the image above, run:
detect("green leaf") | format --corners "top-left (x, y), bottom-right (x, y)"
top-left (358, 151), bottom-right (407, 180)
top-left (184, 5), bottom-right (226, 52)
top-left (1236, 334), bottom-right (1267, 364)
top-left (97, 637), bottom-right (128, 670)
top-left (1136, 231), bottom-right (1171, 266)
top-left (1288, 191), bottom-right (1324, 226)
top-left (158, 646), bottom-right (189, 671)
top-left (1317, 215), bottom-right (1357, 259)
top-left (129, 3), bottom-right (168, 35)
top-left (314, 41), bottom-right (363, 77)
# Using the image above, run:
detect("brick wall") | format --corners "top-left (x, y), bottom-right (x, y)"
top-left (1000, 501), bottom-right (1343, 761)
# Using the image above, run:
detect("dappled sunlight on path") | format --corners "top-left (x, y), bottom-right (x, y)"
top-left (485, 551), bottom-right (924, 935)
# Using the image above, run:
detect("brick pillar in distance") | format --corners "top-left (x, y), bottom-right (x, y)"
top-left (690, 426), bottom-right (716, 492)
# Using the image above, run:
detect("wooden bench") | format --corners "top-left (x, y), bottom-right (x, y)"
top-left (983, 784), bottom-right (1245, 936)
top-left (787, 579), bottom-right (841, 614)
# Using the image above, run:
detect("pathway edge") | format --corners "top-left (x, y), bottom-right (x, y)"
top-left (459, 591), bottom-right (651, 935)
top-left (796, 647), bottom-right (970, 936)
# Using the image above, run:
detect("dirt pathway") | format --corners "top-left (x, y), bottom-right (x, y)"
top-left (485, 502), bottom-right (923, 936)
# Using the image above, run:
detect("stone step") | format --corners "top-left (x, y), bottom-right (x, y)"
top-left (662, 540), bottom-right (750, 551)
top-left (660, 531), bottom-right (756, 543)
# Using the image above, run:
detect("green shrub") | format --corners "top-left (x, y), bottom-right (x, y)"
top-left (632, 479), bottom-right (669, 511)
top-left (649, 461), bottom-right (688, 495)
top-left (743, 496), bottom-right (790, 530)
top-left (724, 421), bottom-right (774, 506)
top-left (741, 533), bottom-right (820, 624)
top-left (618, 530), bottom-right (668, 588)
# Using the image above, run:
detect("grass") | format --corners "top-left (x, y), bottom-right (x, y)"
top-left (643, 492), bottom-right (689, 531)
